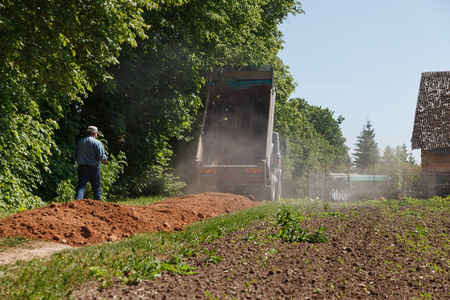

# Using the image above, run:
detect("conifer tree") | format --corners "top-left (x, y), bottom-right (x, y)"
top-left (353, 120), bottom-right (380, 173)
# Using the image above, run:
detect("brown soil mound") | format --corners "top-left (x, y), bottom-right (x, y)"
top-left (0, 193), bottom-right (261, 246)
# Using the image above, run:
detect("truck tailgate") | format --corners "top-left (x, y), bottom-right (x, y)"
top-left (198, 165), bottom-right (266, 188)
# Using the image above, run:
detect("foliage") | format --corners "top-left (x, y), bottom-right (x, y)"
top-left (380, 144), bottom-right (421, 198)
top-left (36, 100), bottom-right (82, 202)
top-left (54, 179), bottom-right (76, 203)
top-left (0, 0), bottom-right (149, 210)
top-left (202, 248), bottom-right (224, 264)
top-left (111, 255), bottom-right (198, 285)
top-left (135, 165), bottom-right (187, 198)
top-left (1, 0), bottom-right (148, 104)
top-left (274, 98), bottom-right (349, 197)
top-left (305, 105), bottom-right (348, 167)
top-left (116, 195), bottom-right (167, 206)
top-left (0, 0), bottom-right (306, 207)
top-left (353, 119), bottom-right (380, 173)
top-left (80, 0), bottom-right (303, 197)
top-left (272, 206), bottom-right (328, 243)
top-left (0, 106), bottom-right (52, 211)
top-left (371, 195), bottom-right (450, 212)
top-left (0, 237), bottom-right (30, 252)
top-left (98, 150), bottom-right (128, 201)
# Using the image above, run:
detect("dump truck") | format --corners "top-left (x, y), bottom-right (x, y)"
top-left (195, 65), bottom-right (282, 201)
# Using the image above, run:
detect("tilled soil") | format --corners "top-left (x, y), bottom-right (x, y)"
top-left (73, 206), bottom-right (450, 300)
top-left (1, 194), bottom-right (449, 299)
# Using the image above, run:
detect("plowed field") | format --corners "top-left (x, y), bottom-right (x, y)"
top-left (1, 194), bottom-right (449, 299)
top-left (73, 205), bottom-right (450, 299)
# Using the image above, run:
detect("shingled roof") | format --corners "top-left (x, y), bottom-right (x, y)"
top-left (411, 71), bottom-right (450, 150)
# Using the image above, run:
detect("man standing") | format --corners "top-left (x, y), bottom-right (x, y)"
top-left (74, 126), bottom-right (107, 201)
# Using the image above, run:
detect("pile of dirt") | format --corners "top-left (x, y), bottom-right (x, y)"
top-left (0, 192), bottom-right (261, 246)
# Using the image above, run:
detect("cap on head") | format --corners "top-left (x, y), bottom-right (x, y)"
top-left (87, 126), bottom-right (98, 134)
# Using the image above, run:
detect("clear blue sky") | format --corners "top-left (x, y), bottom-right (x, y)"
top-left (278, 0), bottom-right (450, 163)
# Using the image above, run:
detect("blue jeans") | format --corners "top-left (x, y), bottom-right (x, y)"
top-left (75, 165), bottom-right (102, 201)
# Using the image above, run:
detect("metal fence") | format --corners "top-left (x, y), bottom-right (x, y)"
top-left (309, 169), bottom-right (390, 201)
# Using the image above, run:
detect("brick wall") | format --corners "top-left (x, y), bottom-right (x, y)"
top-left (421, 149), bottom-right (450, 197)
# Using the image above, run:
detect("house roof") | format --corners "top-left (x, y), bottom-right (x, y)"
top-left (411, 71), bottom-right (450, 150)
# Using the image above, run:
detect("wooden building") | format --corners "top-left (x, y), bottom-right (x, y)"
top-left (411, 71), bottom-right (450, 197)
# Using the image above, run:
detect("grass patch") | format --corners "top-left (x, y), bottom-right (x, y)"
top-left (0, 211), bottom-right (10, 221)
top-left (0, 237), bottom-right (32, 252)
top-left (364, 196), bottom-right (450, 212)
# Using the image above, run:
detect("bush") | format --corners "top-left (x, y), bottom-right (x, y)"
top-left (0, 109), bottom-right (55, 212)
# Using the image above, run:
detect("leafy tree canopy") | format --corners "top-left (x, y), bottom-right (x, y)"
top-left (380, 144), bottom-right (421, 198)
top-left (0, 0), bottom-right (304, 209)
top-left (1, 0), bottom-right (151, 210)
top-left (81, 0), bottom-right (303, 196)
top-left (275, 97), bottom-right (349, 196)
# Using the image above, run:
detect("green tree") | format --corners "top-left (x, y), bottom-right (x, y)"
top-left (380, 144), bottom-right (421, 197)
top-left (298, 101), bottom-right (348, 168)
top-left (0, 0), bottom-right (303, 209)
top-left (380, 145), bottom-right (399, 196)
top-left (0, 0), bottom-right (149, 210)
top-left (353, 120), bottom-right (380, 173)
top-left (274, 98), bottom-right (349, 197)
top-left (82, 0), bottom-right (303, 196)
top-left (380, 146), bottom-right (396, 171)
